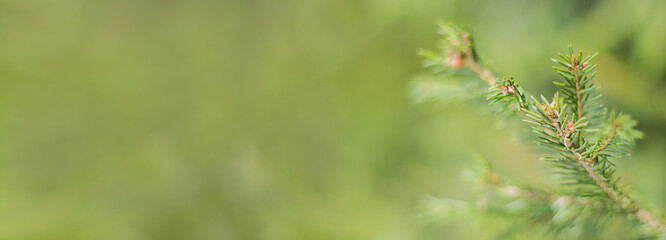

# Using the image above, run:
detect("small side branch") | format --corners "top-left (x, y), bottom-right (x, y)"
top-left (599, 121), bottom-right (618, 153)
top-left (571, 56), bottom-right (584, 122)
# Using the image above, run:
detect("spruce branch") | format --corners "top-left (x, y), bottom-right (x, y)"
top-left (416, 23), bottom-right (665, 237)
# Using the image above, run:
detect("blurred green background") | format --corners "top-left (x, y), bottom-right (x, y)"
top-left (0, 0), bottom-right (664, 239)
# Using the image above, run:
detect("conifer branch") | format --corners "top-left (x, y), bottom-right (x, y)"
top-left (416, 23), bottom-right (665, 238)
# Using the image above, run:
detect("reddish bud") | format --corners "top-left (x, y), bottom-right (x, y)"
top-left (542, 104), bottom-right (555, 117)
top-left (567, 120), bottom-right (575, 132)
top-left (444, 50), bottom-right (463, 69)
top-left (462, 32), bottom-right (470, 45)
top-left (581, 62), bottom-right (588, 68)
top-left (499, 86), bottom-right (508, 96)
top-left (507, 85), bottom-right (515, 94)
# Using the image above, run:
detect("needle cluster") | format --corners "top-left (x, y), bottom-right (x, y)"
top-left (417, 22), bottom-right (663, 239)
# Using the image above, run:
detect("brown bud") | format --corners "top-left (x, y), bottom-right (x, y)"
top-left (462, 33), bottom-right (470, 45)
top-left (507, 85), bottom-right (515, 94)
top-left (499, 86), bottom-right (508, 96)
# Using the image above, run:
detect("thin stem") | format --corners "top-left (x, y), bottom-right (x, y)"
top-left (464, 57), bottom-right (495, 85)
top-left (574, 73), bottom-right (583, 140)
top-left (582, 121), bottom-right (618, 163)
top-left (571, 56), bottom-right (584, 144)
top-left (598, 122), bottom-right (618, 153)
top-left (580, 163), bottom-right (622, 202)
top-left (574, 75), bottom-right (583, 121)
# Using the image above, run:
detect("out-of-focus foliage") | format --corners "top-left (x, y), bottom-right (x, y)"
top-left (0, 0), bottom-right (664, 239)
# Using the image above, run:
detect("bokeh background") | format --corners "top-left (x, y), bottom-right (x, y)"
top-left (0, 0), bottom-right (664, 239)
